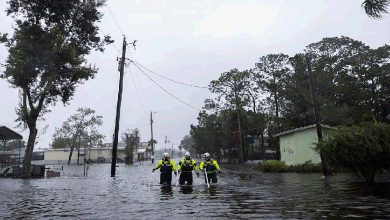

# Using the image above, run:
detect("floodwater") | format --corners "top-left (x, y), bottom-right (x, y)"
top-left (1, 163), bottom-right (390, 219)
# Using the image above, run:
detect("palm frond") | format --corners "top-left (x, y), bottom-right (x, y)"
top-left (362, 0), bottom-right (390, 18)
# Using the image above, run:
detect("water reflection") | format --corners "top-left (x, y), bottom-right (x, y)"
top-left (0, 164), bottom-right (389, 219)
top-left (207, 185), bottom-right (218, 197)
top-left (178, 185), bottom-right (193, 194)
top-left (160, 185), bottom-right (173, 198)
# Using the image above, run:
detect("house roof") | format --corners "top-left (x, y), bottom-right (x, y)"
top-left (0, 125), bottom-right (23, 141)
top-left (274, 124), bottom-right (333, 137)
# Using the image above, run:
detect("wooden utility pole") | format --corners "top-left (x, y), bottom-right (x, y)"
top-left (111, 36), bottom-right (127, 177)
top-left (306, 55), bottom-right (328, 177)
top-left (150, 111), bottom-right (155, 164)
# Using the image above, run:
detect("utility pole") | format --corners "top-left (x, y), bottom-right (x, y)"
top-left (306, 55), bottom-right (328, 177)
top-left (111, 36), bottom-right (127, 177)
top-left (150, 111), bottom-right (155, 164)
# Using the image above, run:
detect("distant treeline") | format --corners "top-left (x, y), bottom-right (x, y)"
top-left (181, 36), bottom-right (390, 162)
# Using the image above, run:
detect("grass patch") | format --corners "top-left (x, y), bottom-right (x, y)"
top-left (255, 160), bottom-right (323, 173)
top-left (255, 160), bottom-right (288, 173)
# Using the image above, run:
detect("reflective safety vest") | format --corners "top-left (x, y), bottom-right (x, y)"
top-left (178, 158), bottom-right (199, 173)
top-left (200, 159), bottom-right (220, 174)
top-left (154, 159), bottom-right (177, 173)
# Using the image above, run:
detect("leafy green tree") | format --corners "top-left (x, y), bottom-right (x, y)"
top-left (305, 37), bottom-right (390, 124)
top-left (209, 69), bottom-right (253, 162)
top-left (0, 0), bottom-right (112, 178)
top-left (52, 108), bottom-right (104, 165)
top-left (317, 122), bottom-right (390, 184)
top-left (122, 129), bottom-right (140, 164)
top-left (51, 137), bottom-right (68, 149)
top-left (191, 112), bottom-right (221, 158)
top-left (84, 125), bottom-right (105, 162)
top-left (209, 69), bottom-right (252, 110)
top-left (246, 108), bottom-right (268, 158)
top-left (180, 134), bottom-right (193, 152)
top-left (254, 54), bottom-right (291, 120)
top-left (190, 36), bottom-right (389, 167)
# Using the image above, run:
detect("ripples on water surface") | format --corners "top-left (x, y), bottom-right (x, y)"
top-left (1, 163), bottom-right (389, 219)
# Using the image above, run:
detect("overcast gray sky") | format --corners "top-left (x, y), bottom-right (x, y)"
top-left (1, 0), bottom-right (389, 150)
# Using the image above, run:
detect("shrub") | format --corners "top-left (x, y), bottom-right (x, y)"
top-left (255, 160), bottom-right (323, 173)
top-left (316, 122), bottom-right (390, 184)
top-left (289, 161), bottom-right (324, 173)
top-left (255, 160), bottom-right (288, 172)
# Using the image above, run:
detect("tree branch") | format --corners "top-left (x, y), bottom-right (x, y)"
top-left (22, 91), bottom-right (30, 120)
top-left (36, 79), bottom-right (53, 115)
top-left (24, 88), bottom-right (36, 112)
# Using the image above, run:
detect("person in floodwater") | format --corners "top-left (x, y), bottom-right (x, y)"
top-left (177, 152), bottom-right (199, 185)
top-left (199, 152), bottom-right (221, 183)
top-left (152, 152), bottom-right (177, 185)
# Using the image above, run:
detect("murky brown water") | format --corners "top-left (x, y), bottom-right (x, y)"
top-left (1, 163), bottom-right (389, 219)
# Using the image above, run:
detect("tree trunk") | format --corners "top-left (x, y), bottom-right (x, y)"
top-left (21, 125), bottom-right (38, 179)
top-left (243, 136), bottom-right (248, 161)
top-left (260, 132), bottom-right (265, 161)
top-left (251, 135), bottom-right (254, 156)
top-left (236, 107), bottom-right (244, 162)
top-left (68, 147), bottom-right (74, 165)
top-left (77, 136), bottom-right (81, 165)
top-left (274, 91), bottom-right (279, 118)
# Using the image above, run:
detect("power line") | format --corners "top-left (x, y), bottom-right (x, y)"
top-left (133, 62), bottom-right (147, 93)
top-left (132, 60), bottom-right (209, 89)
top-left (126, 50), bottom-right (147, 94)
top-left (101, 122), bottom-right (150, 135)
top-left (125, 46), bottom-right (149, 115)
top-left (132, 61), bottom-right (202, 111)
top-left (126, 64), bottom-right (148, 115)
top-left (105, 4), bottom-right (125, 36)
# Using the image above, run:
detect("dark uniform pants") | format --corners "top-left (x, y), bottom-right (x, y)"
top-left (160, 171), bottom-right (172, 185)
top-left (179, 171), bottom-right (193, 185)
top-left (205, 172), bottom-right (217, 183)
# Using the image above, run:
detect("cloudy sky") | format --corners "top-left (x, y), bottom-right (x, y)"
top-left (0, 0), bottom-right (389, 150)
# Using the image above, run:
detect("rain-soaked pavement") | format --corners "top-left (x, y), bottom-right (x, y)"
top-left (1, 162), bottom-right (390, 219)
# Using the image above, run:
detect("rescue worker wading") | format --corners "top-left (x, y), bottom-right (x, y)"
top-left (199, 152), bottom-right (221, 183)
top-left (177, 152), bottom-right (199, 185)
top-left (152, 152), bottom-right (177, 185)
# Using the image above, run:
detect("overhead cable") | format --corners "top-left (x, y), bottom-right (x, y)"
top-left (105, 4), bottom-right (125, 36)
top-left (132, 60), bottom-right (208, 89)
top-left (127, 65), bottom-right (149, 115)
top-left (132, 61), bottom-right (201, 111)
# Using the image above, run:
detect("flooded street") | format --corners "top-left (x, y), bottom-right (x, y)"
top-left (1, 163), bottom-right (390, 219)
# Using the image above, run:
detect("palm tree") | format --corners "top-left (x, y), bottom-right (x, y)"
top-left (362, 0), bottom-right (390, 18)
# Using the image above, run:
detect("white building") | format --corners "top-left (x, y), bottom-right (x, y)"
top-left (43, 141), bottom-right (151, 164)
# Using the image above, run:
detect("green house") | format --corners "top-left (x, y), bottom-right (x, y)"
top-left (275, 125), bottom-right (332, 165)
